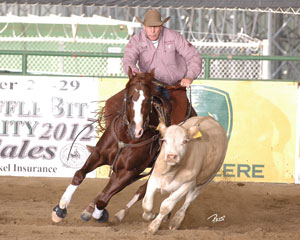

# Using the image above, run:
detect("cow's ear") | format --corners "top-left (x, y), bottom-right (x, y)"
top-left (188, 126), bottom-right (202, 139)
top-left (157, 121), bottom-right (167, 137)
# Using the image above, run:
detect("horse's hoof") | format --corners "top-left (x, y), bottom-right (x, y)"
top-left (97, 208), bottom-right (109, 223)
top-left (52, 205), bottom-right (67, 223)
top-left (80, 209), bottom-right (92, 222)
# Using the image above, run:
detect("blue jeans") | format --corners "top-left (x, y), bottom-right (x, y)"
top-left (154, 85), bottom-right (170, 100)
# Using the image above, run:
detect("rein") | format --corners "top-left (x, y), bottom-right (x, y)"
top-left (66, 119), bottom-right (98, 162)
top-left (183, 86), bottom-right (192, 123)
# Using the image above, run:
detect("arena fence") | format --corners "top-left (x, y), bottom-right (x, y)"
top-left (1, 50), bottom-right (300, 82)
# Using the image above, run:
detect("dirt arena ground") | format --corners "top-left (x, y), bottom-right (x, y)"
top-left (1, 176), bottom-right (300, 240)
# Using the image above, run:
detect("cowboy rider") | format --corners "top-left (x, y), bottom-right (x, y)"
top-left (105, 9), bottom-right (202, 125)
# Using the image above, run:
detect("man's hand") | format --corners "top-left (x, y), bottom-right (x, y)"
top-left (180, 78), bottom-right (193, 88)
top-left (132, 68), bottom-right (139, 75)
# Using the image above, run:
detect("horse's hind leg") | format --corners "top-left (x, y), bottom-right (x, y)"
top-left (52, 147), bottom-right (103, 223)
top-left (114, 181), bottom-right (148, 223)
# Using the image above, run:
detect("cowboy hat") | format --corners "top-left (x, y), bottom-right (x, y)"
top-left (136, 9), bottom-right (170, 27)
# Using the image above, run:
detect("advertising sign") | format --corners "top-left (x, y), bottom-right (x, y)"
top-left (191, 80), bottom-right (297, 183)
top-left (295, 86), bottom-right (300, 184)
top-left (0, 76), bottom-right (99, 177)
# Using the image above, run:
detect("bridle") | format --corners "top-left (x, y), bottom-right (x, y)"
top-left (109, 84), bottom-right (159, 177)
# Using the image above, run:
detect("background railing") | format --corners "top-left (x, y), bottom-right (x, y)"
top-left (1, 50), bottom-right (300, 82)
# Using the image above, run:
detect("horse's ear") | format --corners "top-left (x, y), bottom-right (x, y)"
top-left (128, 66), bottom-right (133, 79)
top-left (150, 68), bottom-right (155, 78)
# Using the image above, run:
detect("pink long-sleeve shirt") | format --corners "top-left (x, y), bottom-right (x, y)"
top-left (123, 27), bottom-right (202, 85)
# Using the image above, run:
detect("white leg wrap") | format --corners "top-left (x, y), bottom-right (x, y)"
top-left (92, 205), bottom-right (104, 219)
top-left (60, 184), bottom-right (78, 208)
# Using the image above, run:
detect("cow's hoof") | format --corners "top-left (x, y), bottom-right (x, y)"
top-left (147, 220), bottom-right (160, 235)
top-left (168, 219), bottom-right (181, 230)
top-left (80, 209), bottom-right (92, 222)
top-left (142, 212), bottom-right (156, 222)
top-left (52, 205), bottom-right (67, 223)
top-left (96, 208), bottom-right (109, 223)
top-left (147, 225), bottom-right (159, 235)
top-left (168, 214), bottom-right (184, 230)
top-left (114, 209), bottom-right (126, 223)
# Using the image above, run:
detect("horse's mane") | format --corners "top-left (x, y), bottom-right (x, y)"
top-left (88, 101), bottom-right (107, 135)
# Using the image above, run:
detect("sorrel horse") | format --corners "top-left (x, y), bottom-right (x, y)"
top-left (52, 68), bottom-right (170, 223)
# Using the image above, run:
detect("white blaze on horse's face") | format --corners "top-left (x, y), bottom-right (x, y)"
top-left (133, 89), bottom-right (145, 138)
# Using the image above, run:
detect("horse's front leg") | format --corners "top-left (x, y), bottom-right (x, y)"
top-left (52, 148), bottom-right (103, 223)
top-left (80, 170), bottom-right (138, 223)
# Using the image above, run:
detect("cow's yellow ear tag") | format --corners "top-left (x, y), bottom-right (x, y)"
top-left (193, 130), bottom-right (202, 139)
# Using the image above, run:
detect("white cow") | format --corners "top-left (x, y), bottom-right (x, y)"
top-left (142, 116), bottom-right (228, 234)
